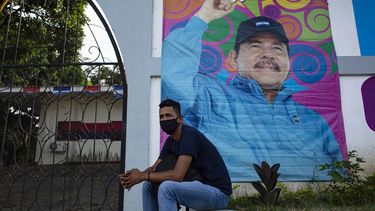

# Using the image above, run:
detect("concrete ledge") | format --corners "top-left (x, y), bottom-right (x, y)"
top-left (338, 56), bottom-right (375, 75)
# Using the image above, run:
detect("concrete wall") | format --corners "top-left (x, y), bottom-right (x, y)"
top-left (94, 1), bottom-right (159, 210)
top-left (328, 0), bottom-right (375, 174)
top-left (95, 0), bottom-right (375, 210)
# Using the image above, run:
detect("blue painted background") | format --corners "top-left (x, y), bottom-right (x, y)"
top-left (352, 0), bottom-right (375, 56)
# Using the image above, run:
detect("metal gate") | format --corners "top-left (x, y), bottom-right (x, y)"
top-left (0, 0), bottom-right (127, 210)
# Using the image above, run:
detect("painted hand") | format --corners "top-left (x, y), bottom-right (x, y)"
top-left (194, 0), bottom-right (236, 23)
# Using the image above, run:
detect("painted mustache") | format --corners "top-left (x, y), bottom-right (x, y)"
top-left (254, 59), bottom-right (281, 72)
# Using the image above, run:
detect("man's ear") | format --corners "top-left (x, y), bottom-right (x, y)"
top-left (228, 50), bottom-right (238, 70)
top-left (177, 115), bottom-right (183, 124)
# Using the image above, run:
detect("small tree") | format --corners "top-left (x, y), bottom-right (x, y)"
top-left (0, 0), bottom-right (88, 166)
top-left (251, 161), bottom-right (281, 207)
top-left (0, 0), bottom-right (88, 87)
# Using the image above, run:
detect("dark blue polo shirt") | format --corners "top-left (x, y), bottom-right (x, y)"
top-left (159, 124), bottom-right (232, 195)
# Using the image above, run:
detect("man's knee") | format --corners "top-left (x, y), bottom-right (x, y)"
top-left (143, 181), bottom-right (152, 193)
top-left (158, 180), bottom-right (178, 198)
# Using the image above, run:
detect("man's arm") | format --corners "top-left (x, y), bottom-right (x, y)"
top-left (143, 159), bottom-right (162, 174)
top-left (119, 155), bottom-right (193, 190)
top-left (118, 159), bottom-right (161, 188)
top-left (148, 155), bottom-right (193, 182)
top-left (161, 0), bottom-right (235, 113)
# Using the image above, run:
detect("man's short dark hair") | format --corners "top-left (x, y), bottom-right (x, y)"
top-left (159, 99), bottom-right (181, 115)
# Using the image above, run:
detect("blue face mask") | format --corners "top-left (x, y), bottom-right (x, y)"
top-left (160, 116), bottom-right (179, 135)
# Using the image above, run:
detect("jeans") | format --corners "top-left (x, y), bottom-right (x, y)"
top-left (142, 180), bottom-right (230, 211)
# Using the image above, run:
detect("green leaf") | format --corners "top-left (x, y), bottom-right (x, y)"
top-left (251, 181), bottom-right (267, 198)
top-left (253, 163), bottom-right (265, 182)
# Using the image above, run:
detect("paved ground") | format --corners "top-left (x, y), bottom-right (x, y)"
top-left (0, 163), bottom-right (121, 210)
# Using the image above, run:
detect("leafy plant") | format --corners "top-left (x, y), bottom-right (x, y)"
top-left (277, 183), bottom-right (322, 208)
top-left (251, 161), bottom-right (281, 207)
top-left (0, 0), bottom-right (87, 166)
top-left (319, 150), bottom-right (375, 205)
top-left (228, 152), bottom-right (375, 210)
top-left (320, 150), bottom-right (364, 188)
top-left (0, 0), bottom-right (88, 87)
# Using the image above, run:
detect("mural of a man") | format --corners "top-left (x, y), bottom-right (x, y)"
top-left (162, 0), bottom-right (343, 181)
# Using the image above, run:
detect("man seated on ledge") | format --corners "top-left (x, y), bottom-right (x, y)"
top-left (119, 99), bottom-right (232, 211)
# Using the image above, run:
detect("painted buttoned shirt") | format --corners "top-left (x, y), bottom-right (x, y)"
top-left (161, 16), bottom-right (343, 181)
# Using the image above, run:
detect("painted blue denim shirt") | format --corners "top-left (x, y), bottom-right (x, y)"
top-left (161, 16), bottom-right (343, 181)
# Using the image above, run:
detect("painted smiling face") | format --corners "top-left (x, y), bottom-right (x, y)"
top-left (235, 33), bottom-right (290, 90)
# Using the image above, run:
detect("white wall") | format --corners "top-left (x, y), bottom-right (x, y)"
top-left (149, 77), bottom-right (161, 165)
top-left (95, 0), bottom-right (375, 210)
top-left (328, 0), bottom-right (360, 56)
top-left (329, 0), bottom-right (375, 172)
top-left (340, 76), bottom-right (375, 174)
top-left (95, 1), bottom-right (158, 210)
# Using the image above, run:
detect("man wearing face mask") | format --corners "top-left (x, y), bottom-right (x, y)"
top-left (119, 99), bottom-right (232, 211)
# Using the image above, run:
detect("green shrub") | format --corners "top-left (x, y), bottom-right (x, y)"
top-left (228, 150), bottom-right (375, 209)
top-left (320, 150), bottom-right (375, 205)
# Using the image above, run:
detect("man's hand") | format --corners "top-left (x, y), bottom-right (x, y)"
top-left (194, 0), bottom-right (236, 23)
top-left (118, 168), bottom-right (146, 190)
